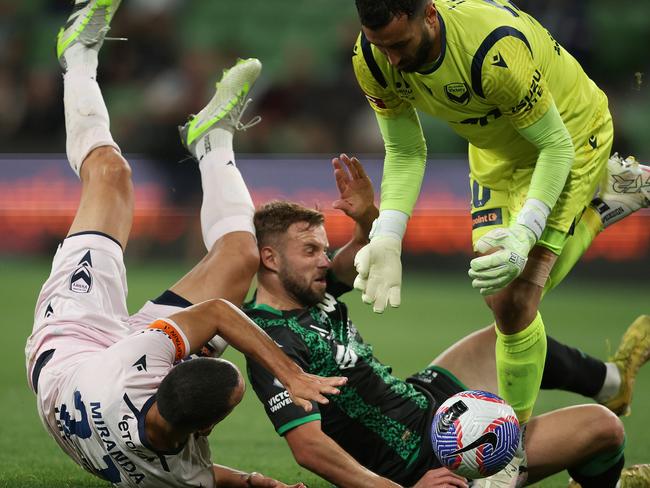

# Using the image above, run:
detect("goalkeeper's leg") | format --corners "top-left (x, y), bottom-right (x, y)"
top-left (545, 153), bottom-right (649, 294)
top-left (483, 248), bottom-right (553, 424)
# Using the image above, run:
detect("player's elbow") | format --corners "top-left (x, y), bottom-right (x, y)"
top-left (288, 437), bottom-right (321, 470)
top-left (292, 445), bottom-right (320, 471)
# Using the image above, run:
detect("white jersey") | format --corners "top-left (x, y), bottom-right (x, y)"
top-left (27, 234), bottom-right (223, 488)
top-left (38, 321), bottom-right (215, 487)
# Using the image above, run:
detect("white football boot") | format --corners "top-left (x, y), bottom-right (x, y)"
top-left (57, 0), bottom-right (123, 72)
top-left (594, 153), bottom-right (650, 227)
top-left (178, 58), bottom-right (262, 156)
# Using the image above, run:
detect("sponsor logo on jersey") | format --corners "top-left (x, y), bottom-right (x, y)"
top-left (308, 324), bottom-right (331, 339)
top-left (588, 135), bottom-right (598, 149)
top-left (395, 79), bottom-right (414, 100)
top-left (335, 345), bottom-right (359, 369)
top-left (267, 390), bottom-right (293, 413)
top-left (364, 93), bottom-right (386, 109)
top-left (510, 69), bottom-right (543, 114)
top-left (444, 82), bottom-right (471, 105)
top-left (460, 108), bottom-right (502, 126)
top-left (70, 250), bottom-right (93, 293)
top-left (471, 208), bottom-right (503, 229)
top-left (45, 302), bottom-right (54, 318)
top-left (317, 293), bottom-right (337, 314)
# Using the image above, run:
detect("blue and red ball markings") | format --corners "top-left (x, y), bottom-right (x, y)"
top-left (456, 390), bottom-right (506, 404)
top-left (432, 405), bottom-right (465, 470)
top-left (431, 391), bottom-right (520, 478)
top-left (476, 415), bottom-right (520, 476)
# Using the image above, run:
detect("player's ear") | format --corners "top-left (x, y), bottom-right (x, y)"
top-left (424, 1), bottom-right (436, 26)
top-left (259, 246), bottom-right (280, 272)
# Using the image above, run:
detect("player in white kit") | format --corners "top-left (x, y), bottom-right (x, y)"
top-left (25, 1), bottom-right (346, 487)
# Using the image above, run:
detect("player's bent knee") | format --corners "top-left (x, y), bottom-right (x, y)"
top-left (214, 233), bottom-right (260, 276)
top-left (589, 405), bottom-right (625, 450)
top-left (82, 147), bottom-right (132, 188)
top-left (485, 283), bottom-right (539, 327)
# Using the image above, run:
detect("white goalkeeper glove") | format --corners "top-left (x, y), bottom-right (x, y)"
top-left (353, 210), bottom-right (407, 313)
top-left (469, 199), bottom-right (550, 296)
top-left (354, 236), bottom-right (402, 313)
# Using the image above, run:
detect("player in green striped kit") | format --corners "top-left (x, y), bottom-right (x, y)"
top-left (244, 155), bottom-right (649, 487)
top-left (350, 0), bottom-right (649, 425)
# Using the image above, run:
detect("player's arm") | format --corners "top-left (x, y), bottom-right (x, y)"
top-left (469, 36), bottom-right (574, 294)
top-left (351, 35), bottom-right (427, 312)
top-left (285, 422), bottom-right (467, 488)
top-left (329, 154), bottom-right (379, 287)
top-left (246, 330), bottom-right (394, 487)
top-left (167, 300), bottom-right (346, 411)
top-left (284, 421), bottom-right (401, 488)
top-left (212, 464), bottom-right (305, 488)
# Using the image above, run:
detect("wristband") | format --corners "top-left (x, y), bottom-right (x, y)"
top-left (370, 209), bottom-right (409, 241)
top-left (515, 198), bottom-right (551, 241)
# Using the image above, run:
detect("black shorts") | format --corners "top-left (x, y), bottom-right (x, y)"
top-left (401, 366), bottom-right (467, 486)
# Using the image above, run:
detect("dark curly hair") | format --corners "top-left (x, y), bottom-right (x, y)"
top-left (355, 0), bottom-right (430, 29)
top-left (156, 358), bottom-right (241, 432)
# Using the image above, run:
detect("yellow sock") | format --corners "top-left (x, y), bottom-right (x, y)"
top-left (496, 312), bottom-right (547, 423)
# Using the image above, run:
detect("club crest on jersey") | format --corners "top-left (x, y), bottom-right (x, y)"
top-left (445, 82), bottom-right (470, 105)
top-left (70, 250), bottom-right (93, 293)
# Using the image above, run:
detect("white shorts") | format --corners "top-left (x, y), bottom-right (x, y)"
top-left (25, 232), bottom-right (194, 394)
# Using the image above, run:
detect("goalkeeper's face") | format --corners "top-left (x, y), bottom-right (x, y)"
top-left (362, 4), bottom-right (438, 73)
top-left (277, 222), bottom-right (331, 307)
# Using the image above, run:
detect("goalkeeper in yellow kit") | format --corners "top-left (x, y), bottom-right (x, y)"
top-left (351, 0), bottom-right (650, 426)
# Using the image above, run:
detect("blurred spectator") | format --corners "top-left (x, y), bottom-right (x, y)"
top-left (0, 0), bottom-right (648, 196)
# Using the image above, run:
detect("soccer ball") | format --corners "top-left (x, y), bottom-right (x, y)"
top-left (431, 390), bottom-right (520, 479)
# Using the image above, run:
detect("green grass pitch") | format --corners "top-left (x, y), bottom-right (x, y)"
top-left (1, 257), bottom-right (648, 487)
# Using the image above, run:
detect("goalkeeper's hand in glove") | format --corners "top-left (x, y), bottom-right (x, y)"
top-left (354, 236), bottom-right (402, 313)
top-left (468, 199), bottom-right (550, 296)
top-left (468, 224), bottom-right (536, 296)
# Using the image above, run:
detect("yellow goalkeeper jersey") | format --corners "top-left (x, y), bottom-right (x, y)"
top-left (352, 0), bottom-right (609, 188)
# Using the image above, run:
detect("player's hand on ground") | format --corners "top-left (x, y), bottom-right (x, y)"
top-left (468, 224), bottom-right (536, 295)
top-left (413, 468), bottom-right (468, 488)
top-left (245, 472), bottom-right (306, 487)
top-left (354, 236), bottom-right (402, 313)
top-left (283, 369), bottom-right (347, 412)
top-left (332, 153), bottom-right (375, 221)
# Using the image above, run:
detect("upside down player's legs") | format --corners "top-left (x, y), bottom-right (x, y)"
top-left (128, 61), bottom-right (264, 357)
top-left (167, 60), bottom-right (262, 309)
top-left (167, 124), bottom-right (258, 307)
top-left (62, 37), bottom-right (132, 249)
top-left (67, 148), bottom-right (133, 250)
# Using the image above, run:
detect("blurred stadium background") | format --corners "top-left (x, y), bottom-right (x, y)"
top-left (0, 1), bottom-right (648, 487)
